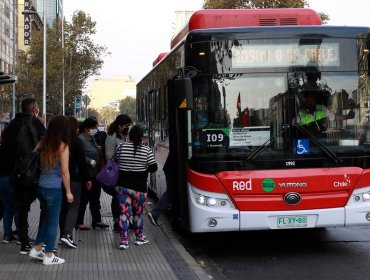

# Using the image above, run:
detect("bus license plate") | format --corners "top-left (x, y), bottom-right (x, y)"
top-left (277, 216), bottom-right (307, 228)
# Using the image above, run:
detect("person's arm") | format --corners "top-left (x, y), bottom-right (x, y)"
top-left (105, 134), bottom-right (117, 160)
top-left (147, 148), bottom-right (158, 173)
top-left (60, 144), bottom-right (73, 203)
top-left (76, 139), bottom-right (92, 189)
top-left (32, 116), bottom-right (46, 139)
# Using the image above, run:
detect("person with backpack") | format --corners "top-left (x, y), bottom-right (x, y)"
top-left (1, 98), bottom-right (45, 254)
top-left (28, 116), bottom-right (73, 265)
top-left (104, 114), bottom-right (132, 232)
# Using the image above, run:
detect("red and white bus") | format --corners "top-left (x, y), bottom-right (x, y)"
top-left (137, 9), bottom-right (370, 232)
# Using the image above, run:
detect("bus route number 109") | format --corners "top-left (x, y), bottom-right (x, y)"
top-left (204, 130), bottom-right (228, 148)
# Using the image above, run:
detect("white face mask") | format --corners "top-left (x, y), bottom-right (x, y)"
top-left (89, 129), bottom-right (98, 136)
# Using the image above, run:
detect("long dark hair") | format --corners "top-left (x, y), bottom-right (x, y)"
top-left (68, 116), bottom-right (79, 139)
top-left (40, 116), bottom-right (70, 170)
top-left (107, 114), bottom-right (132, 138)
top-left (128, 125), bottom-right (143, 156)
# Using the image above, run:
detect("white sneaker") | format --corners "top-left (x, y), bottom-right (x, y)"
top-left (29, 248), bottom-right (45, 261)
top-left (43, 254), bottom-right (65, 265)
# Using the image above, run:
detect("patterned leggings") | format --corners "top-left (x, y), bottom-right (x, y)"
top-left (116, 187), bottom-right (147, 242)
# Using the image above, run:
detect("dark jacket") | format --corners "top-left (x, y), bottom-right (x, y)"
top-left (78, 133), bottom-right (100, 178)
top-left (0, 113), bottom-right (45, 176)
top-left (69, 137), bottom-right (91, 183)
top-left (163, 136), bottom-right (178, 176)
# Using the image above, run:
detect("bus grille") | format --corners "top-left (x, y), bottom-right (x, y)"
top-left (259, 18), bottom-right (278, 26)
top-left (280, 17), bottom-right (298, 25)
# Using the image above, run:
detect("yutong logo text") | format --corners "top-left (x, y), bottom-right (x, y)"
top-left (279, 182), bottom-right (307, 188)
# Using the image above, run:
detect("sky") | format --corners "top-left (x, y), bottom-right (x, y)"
top-left (63, 0), bottom-right (370, 84)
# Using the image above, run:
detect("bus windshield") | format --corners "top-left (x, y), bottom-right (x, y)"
top-left (191, 71), bottom-right (370, 168)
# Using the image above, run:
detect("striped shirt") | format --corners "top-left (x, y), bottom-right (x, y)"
top-left (115, 142), bottom-right (157, 192)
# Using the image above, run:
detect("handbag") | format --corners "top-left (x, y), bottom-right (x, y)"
top-left (96, 159), bottom-right (119, 188)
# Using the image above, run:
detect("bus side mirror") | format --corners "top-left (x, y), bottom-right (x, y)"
top-left (174, 78), bottom-right (193, 110)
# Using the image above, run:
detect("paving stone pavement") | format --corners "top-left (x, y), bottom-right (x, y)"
top-left (0, 192), bottom-right (211, 280)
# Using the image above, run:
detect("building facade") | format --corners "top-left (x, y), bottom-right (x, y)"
top-left (36, 0), bottom-right (61, 27)
top-left (89, 76), bottom-right (136, 110)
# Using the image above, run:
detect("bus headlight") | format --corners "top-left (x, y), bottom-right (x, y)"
top-left (196, 195), bottom-right (206, 205)
top-left (349, 187), bottom-right (370, 204)
top-left (207, 198), bottom-right (217, 207)
top-left (191, 185), bottom-right (235, 209)
top-left (363, 193), bottom-right (370, 201)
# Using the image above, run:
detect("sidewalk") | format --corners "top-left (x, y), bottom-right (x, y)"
top-left (0, 192), bottom-right (210, 280)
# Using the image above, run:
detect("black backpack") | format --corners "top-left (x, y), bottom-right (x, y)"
top-left (9, 117), bottom-right (41, 192)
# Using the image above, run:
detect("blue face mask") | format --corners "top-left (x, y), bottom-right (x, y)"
top-left (89, 129), bottom-right (98, 136)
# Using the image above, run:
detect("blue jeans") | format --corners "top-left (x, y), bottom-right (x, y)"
top-left (0, 176), bottom-right (16, 236)
top-left (35, 187), bottom-right (62, 253)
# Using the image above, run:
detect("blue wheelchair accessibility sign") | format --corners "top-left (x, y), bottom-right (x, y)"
top-left (294, 138), bottom-right (309, 155)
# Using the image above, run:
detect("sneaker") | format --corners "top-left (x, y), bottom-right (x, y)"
top-left (119, 241), bottom-right (129, 250)
top-left (43, 254), bottom-right (65, 265)
top-left (42, 244), bottom-right (59, 254)
top-left (135, 235), bottom-right (149, 246)
top-left (60, 234), bottom-right (77, 249)
top-left (148, 213), bottom-right (161, 227)
top-left (2, 235), bottom-right (17, 244)
top-left (29, 248), bottom-right (45, 261)
top-left (19, 244), bottom-right (32, 255)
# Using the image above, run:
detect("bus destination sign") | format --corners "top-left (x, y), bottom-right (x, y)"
top-left (232, 43), bottom-right (340, 68)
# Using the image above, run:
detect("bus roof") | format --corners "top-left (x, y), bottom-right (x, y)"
top-left (170, 8), bottom-right (322, 49)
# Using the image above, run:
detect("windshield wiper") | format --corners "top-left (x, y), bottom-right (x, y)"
top-left (243, 124), bottom-right (290, 164)
top-left (293, 123), bottom-right (342, 164)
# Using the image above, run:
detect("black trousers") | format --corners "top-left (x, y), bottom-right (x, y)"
top-left (76, 179), bottom-right (102, 226)
top-left (60, 181), bottom-right (82, 235)
top-left (13, 189), bottom-right (35, 246)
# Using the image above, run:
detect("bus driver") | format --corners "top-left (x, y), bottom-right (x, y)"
top-left (295, 91), bottom-right (355, 134)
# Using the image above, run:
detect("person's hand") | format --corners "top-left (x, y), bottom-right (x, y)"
top-left (90, 159), bottom-right (96, 167)
top-left (86, 181), bottom-right (92, 191)
top-left (66, 192), bottom-right (74, 203)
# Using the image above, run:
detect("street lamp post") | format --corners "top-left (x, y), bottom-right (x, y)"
top-left (12, 0), bottom-right (16, 118)
top-left (22, 2), bottom-right (47, 124)
top-left (61, 0), bottom-right (65, 115)
top-left (42, 1), bottom-right (46, 123)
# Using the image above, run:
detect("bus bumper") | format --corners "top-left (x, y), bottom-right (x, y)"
top-left (188, 185), bottom-right (370, 232)
top-left (188, 185), bottom-right (240, 232)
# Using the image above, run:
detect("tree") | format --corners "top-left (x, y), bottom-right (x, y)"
top-left (202, 0), bottom-right (329, 23)
top-left (16, 11), bottom-right (110, 117)
top-left (100, 107), bottom-right (118, 127)
top-left (119, 96), bottom-right (136, 122)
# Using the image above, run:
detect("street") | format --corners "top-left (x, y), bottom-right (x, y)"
top-left (177, 226), bottom-right (370, 280)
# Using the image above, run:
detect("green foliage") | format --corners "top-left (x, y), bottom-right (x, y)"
top-left (100, 107), bottom-right (118, 127)
top-left (16, 11), bottom-right (109, 116)
top-left (119, 96), bottom-right (136, 122)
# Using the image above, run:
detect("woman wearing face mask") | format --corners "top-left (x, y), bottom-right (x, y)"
top-left (104, 114), bottom-right (132, 232)
top-left (76, 117), bottom-right (108, 230)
